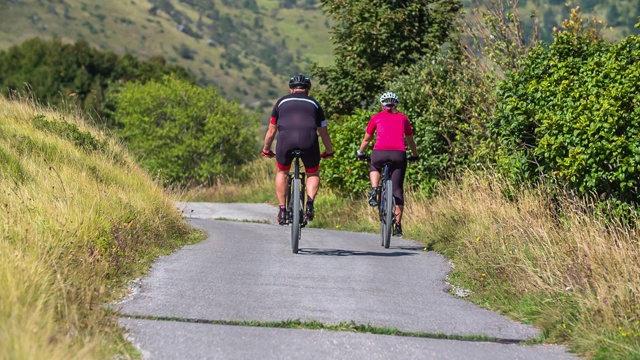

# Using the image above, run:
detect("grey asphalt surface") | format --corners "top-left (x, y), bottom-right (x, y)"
top-left (118, 203), bottom-right (578, 359)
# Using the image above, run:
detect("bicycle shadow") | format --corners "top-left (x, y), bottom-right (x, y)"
top-left (298, 247), bottom-right (423, 257)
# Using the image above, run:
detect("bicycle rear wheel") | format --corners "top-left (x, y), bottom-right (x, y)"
top-left (378, 182), bottom-right (385, 246)
top-left (291, 178), bottom-right (301, 253)
top-left (383, 179), bottom-right (393, 248)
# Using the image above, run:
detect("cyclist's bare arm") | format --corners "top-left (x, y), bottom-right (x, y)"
top-left (263, 123), bottom-right (277, 152)
top-left (405, 134), bottom-right (418, 157)
top-left (358, 132), bottom-right (374, 153)
top-left (318, 126), bottom-right (334, 154)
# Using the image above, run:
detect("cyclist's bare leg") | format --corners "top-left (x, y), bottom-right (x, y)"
top-left (395, 205), bottom-right (404, 223)
top-left (276, 170), bottom-right (288, 205)
top-left (369, 170), bottom-right (380, 188)
top-left (306, 172), bottom-right (319, 199)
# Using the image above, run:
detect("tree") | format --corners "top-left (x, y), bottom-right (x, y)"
top-left (310, 0), bottom-right (462, 117)
top-left (109, 75), bottom-right (259, 186)
top-left (321, 51), bottom-right (492, 193)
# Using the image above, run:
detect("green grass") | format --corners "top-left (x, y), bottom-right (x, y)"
top-left (0, 96), bottom-right (204, 359)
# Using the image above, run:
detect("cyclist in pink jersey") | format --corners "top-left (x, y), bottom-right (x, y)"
top-left (356, 92), bottom-right (418, 236)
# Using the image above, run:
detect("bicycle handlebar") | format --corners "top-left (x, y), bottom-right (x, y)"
top-left (261, 149), bottom-right (333, 159)
top-left (356, 154), bottom-right (419, 163)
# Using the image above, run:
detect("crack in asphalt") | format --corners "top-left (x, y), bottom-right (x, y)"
top-left (119, 313), bottom-right (531, 345)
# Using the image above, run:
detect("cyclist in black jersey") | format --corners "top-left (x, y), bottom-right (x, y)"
top-left (261, 74), bottom-right (334, 225)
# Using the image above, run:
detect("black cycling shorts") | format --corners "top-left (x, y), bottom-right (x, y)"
top-left (370, 150), bottom-right (407, 206)
top-left (275, 130), bottom-right (320, 173)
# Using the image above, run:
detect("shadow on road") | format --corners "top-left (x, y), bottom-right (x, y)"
top-left (299, 248), bottom-right (421, 257)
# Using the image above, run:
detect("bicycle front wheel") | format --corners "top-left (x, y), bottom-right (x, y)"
top-left (291, 178), bottom-right (301, 253)
top-left (383, 179), bottom-right (393, 248)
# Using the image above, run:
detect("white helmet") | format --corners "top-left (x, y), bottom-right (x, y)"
top-left (379, 91), bottom-right (399, 106)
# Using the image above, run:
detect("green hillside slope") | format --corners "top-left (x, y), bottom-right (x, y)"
top-left (0, 0), bottom-right (332, 106)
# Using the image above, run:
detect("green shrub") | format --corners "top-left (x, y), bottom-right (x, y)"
top-left (31, 115), bottom-right (106, 152)
top-left (490, 10), bottom-right (640, 204)
top-left (109, 75), bottom-right (259, 186)
top-left (392, 51), bottom-right (493, 192)
top-left (321, 109), bottom-right (372, 193)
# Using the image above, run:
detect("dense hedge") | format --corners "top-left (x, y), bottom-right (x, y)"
top-left (321, 109), bottom-right (372, 193)
top-left (108, 75), bottom-right (259, 186)
top-left (490, 15), bottom-right (640, 204)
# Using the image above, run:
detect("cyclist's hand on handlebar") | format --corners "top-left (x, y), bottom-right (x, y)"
top-left (261, 150), bottom-right (275, 158)
top-left (356, 150), bottom-right (368, 161)
top-left (320, 151), bottom-right (334, 159)
top-left (408, 155), bottom-right (419, 162)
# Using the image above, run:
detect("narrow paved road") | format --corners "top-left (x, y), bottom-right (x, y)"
top-left (118, 203), bottom-right (577, 359)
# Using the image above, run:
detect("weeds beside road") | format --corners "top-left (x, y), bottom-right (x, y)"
top-left (0, 98), bottom-right (202, 359)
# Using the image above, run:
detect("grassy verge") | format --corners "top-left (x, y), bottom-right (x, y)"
top-left (416, 173), bottom-right (640, 360)
top-left (181, 157), bottom-right (276, 204)
top-left (0, 97), bottom-right (202, 359)
top-left (190, 162), bottom-right (640, 359)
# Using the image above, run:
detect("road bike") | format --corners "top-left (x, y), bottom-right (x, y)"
top-left (359, 156), bottom-right (395, 248)
top-left (285, 150), bottom-right (306, 254)
top-left (263, 148), bottom-right (332, 253)
top-left (358, 154), bottom-right (418, 248)
top-left (377, 160), bottom-right (395, 248)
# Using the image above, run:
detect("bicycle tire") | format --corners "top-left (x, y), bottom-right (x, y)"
top-left (379, 184), bottom-right (386, 247)
top-left (383, 179), bottom-right (393, 248)
top-left (291, 165), bottom-right (301, 254)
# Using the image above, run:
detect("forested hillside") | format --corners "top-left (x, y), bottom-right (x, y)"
top-left (1, 0), bottom-right (637, 107)
top-left (0, 0), bottom-right (331, 107)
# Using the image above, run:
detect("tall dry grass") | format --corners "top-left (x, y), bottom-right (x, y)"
top-left (405, 172), bottom-right (640, 359)
top-left (0, 97), bottom-right (198, 359)
top-left (181, 157), bottom-right (276, 203)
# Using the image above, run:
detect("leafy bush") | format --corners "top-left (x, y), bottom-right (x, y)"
top-left (489, 9), bottom-right (640, 204)
top-left (109, 75), bottom-right (259, 186)
top-left (31, 115), bottom-right (106, 152)
top-left (321, 109), bottom-right (372, 193)
top-left (392, 51), bottom-right (494, 192)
